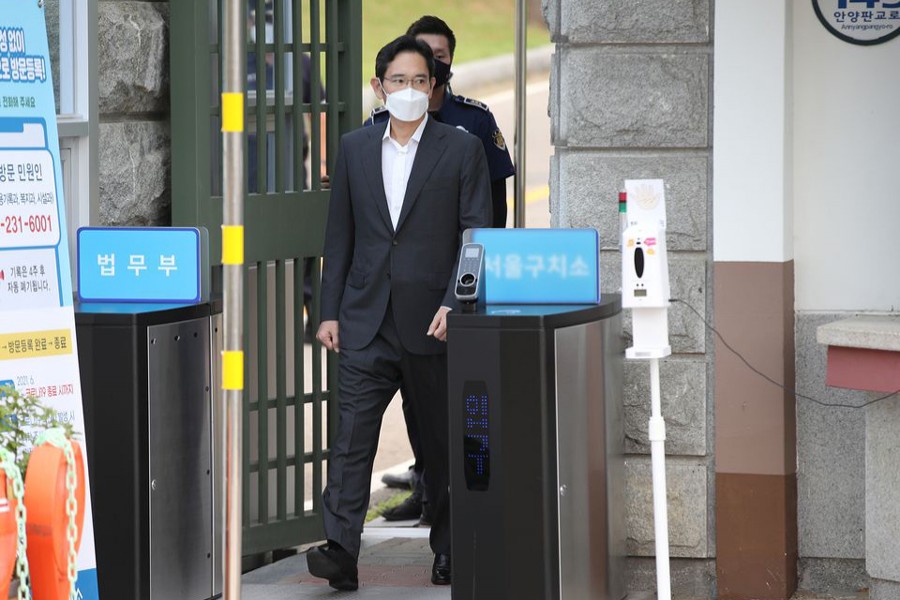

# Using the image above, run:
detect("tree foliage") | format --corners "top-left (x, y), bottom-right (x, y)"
top-left (0, 385), bottom-right (75, 474)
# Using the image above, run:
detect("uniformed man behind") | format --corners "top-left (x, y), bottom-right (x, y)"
top-left (366, 15), bottom-right (515, 228)
top-left (366, 15), bottom-right (515, 525)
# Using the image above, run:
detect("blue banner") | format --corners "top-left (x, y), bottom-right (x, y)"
top-left (468, 228), bottom-right (601, 305)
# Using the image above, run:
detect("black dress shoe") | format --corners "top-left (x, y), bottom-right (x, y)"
top-left (381, 466), bottom-right (419, 489)
top-left (431, 553), bottom-right (451, 585)
top-left (306, 542), bottom-right (359, 591)
top-left (382, 488), bottom-right (423, 521)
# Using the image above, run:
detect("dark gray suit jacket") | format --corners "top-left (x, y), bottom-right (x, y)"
top-left (320, 117), bottom-right (492, 355)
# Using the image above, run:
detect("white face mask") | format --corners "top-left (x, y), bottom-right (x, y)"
top-left (382, 86), bottom-right (429, 122)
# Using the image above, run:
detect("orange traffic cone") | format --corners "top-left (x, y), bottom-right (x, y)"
top-left (0, 472), bottom-right (16, 600)
top-left (24, 437), bottom-right (85, 600)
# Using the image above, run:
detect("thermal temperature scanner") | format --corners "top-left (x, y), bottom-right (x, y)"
top-left (622, 224), bottom-right (671, 358)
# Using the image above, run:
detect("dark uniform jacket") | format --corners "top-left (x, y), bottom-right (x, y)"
top-left (366, 90), bottom-right (515, 184)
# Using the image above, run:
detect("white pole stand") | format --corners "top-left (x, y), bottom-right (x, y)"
top-left (622, 217), bottom-right (673, 598)
top-left (648, 357), bottom-right (671, 600)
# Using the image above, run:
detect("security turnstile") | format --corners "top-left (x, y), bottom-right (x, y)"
top-left (447, 299), bottom-right (625, 600)
top-left (75, 302), bottom-right (223, 600)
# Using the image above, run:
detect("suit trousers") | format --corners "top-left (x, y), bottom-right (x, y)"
top-left (321, 304), bottom-right (451, 558)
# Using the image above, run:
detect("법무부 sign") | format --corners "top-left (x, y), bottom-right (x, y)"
top-left (76, 227), bottom-right (208, 304)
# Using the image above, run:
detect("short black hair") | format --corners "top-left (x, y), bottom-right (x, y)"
top-left (406, 15), bottom-right (456, 58)
top-left (374, 35), bottom-right (435, 81)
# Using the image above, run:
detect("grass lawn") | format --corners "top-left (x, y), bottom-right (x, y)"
top-left (362, 1), bottom-right (550, 82)
top-left (366, 489), bottom-right (412, 523)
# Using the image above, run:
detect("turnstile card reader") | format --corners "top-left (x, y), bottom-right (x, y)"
top-left (455, 243), bottom-right (486, 312)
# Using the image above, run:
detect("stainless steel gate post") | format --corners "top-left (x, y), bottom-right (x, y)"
top-left (221, 0), bottom-right (246, 598)
top-left (514, 0), bottom-right (527, 228)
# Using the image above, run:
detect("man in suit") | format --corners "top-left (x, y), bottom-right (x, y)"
top-left (305, 35), bottom-right (492, 590)
top-left (373, 15), bottom-right (516, 526)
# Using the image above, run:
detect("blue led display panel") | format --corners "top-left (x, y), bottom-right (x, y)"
top-left (462, 380), bottom-right (490, 491)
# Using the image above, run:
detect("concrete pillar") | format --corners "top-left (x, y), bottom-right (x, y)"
top-left (712, 1), bottom-right (797, 598)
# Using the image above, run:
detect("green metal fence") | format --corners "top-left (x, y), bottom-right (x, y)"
top-left (170, 0), bottom-right (361, 556)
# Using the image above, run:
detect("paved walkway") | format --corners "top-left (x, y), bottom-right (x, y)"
top-left (241, 518), bottom-right (867, 600)
top-left (242, 524), bottom-right (450, 599)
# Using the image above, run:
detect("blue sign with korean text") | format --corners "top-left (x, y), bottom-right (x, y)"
top-left (466, 228), bottom-right (601, 305)
top-left (77, 227), bottom-right (205, 303)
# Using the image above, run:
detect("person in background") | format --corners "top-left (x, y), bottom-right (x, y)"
top-left (305, 35), bottom-right (492, 590)
top-left (370, 15), bottom-right (515, 525)
top-left (367, 16), bottom-right (514, 227)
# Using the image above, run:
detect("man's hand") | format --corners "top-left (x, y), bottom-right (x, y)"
top-left (426, 306), bottom-right (452, 342)
top-left (317, 320), bottom-right (340, 352)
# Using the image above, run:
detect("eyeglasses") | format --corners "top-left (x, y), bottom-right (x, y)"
top-left (381, 76), bottom-right (431, 91)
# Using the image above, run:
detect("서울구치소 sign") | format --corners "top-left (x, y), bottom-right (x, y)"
top-left (467, 228), bottom-right (601, 305)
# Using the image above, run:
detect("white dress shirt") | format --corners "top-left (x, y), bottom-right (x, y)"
top-left (381, 115), bottom-right (428, 230)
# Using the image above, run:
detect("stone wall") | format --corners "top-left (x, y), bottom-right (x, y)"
top-left (795, 314), bottom-right (867, 594)
top-left (544, 0), bottom-right (714, 596)
top-left (97, 0), bottom-right (170, 226)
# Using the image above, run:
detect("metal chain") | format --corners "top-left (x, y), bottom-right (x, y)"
top-left (34, 429), bottom-right (78, 600)
top-left (0, 448), bottom-right (30, 600)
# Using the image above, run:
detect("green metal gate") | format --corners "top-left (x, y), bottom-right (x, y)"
top-left (169, 0), bottom-right (361, 555)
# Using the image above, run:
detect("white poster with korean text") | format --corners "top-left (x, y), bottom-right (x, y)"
top-left (0, 307), bottom-right (98, 597)
top-left (0, 1), bottom-right (99, 597)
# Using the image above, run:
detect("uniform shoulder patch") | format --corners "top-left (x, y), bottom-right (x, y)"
top-left (492, 129), bottom-right (507, 151)
top-left (454, 95), bottom-right (490, 112)
top-left (369, 105), bottom-right (388, 120)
